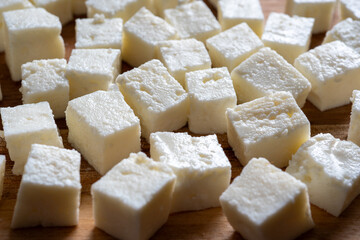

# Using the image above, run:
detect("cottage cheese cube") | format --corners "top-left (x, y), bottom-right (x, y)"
top-left (157, 39), bottom-right (211, 87)
top-left (20, 59), bottom-right (69, 119)
top-left (285, 0), bottom-right (336, 34)
top-left (262, 13), bottom-right (314, 64)
top-left (348, 90), bottom-right (360, 145)
top-left (287, 134), bottom-right (360, 216)
top-left (66, 49), bottom-right (121, 99)
top-left (164, 1), bottom-right (221, 43)
top-left (206, 23), bottom-right (264, 72)
top-left (30, 0), bottom-right (72, 25)
top-left (11, 144), bottom-right (81, 228)
top-left (66, 91), bottom-right (140, 175)
top-left (1, 102), bottom-right (63, 175)
top-left (295, 41), bottom-right (360, 111)
top-left (72, 0), bottom-right (86, 15)
top-left (123, 7), bottom-right (177, 67)
top-left (218, 0), bottom-right (264, 36)
top-left (231, 47), bottom-right (311, 107)
top-left (153, 0), bottom-right (193, 17)
top-left (220, 158), bottom-right (314, 240)
top-left (75, 14), bottom-right (123, 50)
top-left (117, 59), bottom-right (188, 140)
top-left (3, 8), bottom-right (65, 81)
top-left (150, 132), bottom-right (231, 213)
top-left (92, 152), bottom-right (175, 240)
top-left (185, 67), bottom-right (236, 134)
top-left (0, 155), bottom-right (5, 200)
top-left (340, 0), bottom-right (360, 20)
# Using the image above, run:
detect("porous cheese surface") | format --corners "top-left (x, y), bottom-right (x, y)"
top-left (286, 133), bottom-right (360, 217)
top-left (91, 152), bottom-right (176, 240)
top-left (0, 102), bottom-right (63, 175)
top-left (340, 0), bottom-right (360, 20)
top-left (206, 23), bottom-right (264, 72)
top-left (117, 59), bottom-right (188, 140)
top-left (11, 144), bottom-right (81, 228)
top-left (122, 7), bottom-right (177, 67)
top-left (348, 90), bottom-right (360, 146)
top-left (262, 12), bottom-right (314, 64)
top-left (294, 41), bottom-right (360, 111)
top-left (153, 0), bottom-right (194, 17)
top-left (231, 47), bottom-right (311, 107)
top-left (0, 155), bottom-right (5, 200)
top-left (226, 91), bottom-right (310, 168)
top-left (150, 132), bottom-right (231, 213)
top-left (30, 0), bottom-right (73, 25)
top-left (220, 157), bottom-right (314, 240)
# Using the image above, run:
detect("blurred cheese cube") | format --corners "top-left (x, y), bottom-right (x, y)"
top-left (11, 144), bottom-right (81, 228)
top-left (150, 132), bottom-right (231, 213)
top-left (0, 102), bottom-right (63, 175)
top-left (123, 7), bottom-right (177, 67)
top-left (231, 47), bottom-right (311, 107)
top-left (20, 59), bottom-right (69, 119)
top-left (286, 133), bottom-right (360, 216)
top-left (262, 13), bottom-right (314, 64)
top-left (0, 155), bottom-right (5, 200)
top-left (295, 41), bottom-right (360, 111)
top-left (157, 39), bottom-right (211, 87)
top-left (220, 158), bottom-right (314, 240)
top-left (3, 8), bottom-right (65, 81)
top-left (66, 49), bottom-right (121, 99)
top-left (73, 0), bottom-right (86, 15)
top-left (30, 0), bottom-right (72, 25)
top-left (117, 59), bottom-right (188, 140)
top-left (153, 0), bottom-right (193, 17)
top-left (185, 67), bottom-right (236, 134)
top-left (348, 90), bottom-right (360, 145)
top-left (206, 23), bottom-right (263, 72)
top-left (340, 0), bottom-right (360, 20)
top-left (164, 1), bottom-right (221, 43)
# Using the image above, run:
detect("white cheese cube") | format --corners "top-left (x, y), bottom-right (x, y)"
top-left (349, 90), bottom-right (360, 145)
top-left (66, 49), bottom-right (121, 99)
top-left (185, 67), bottom-right (236, 134)
top-left (3, 8), bottom-right (65, 81)
top-left (0, 155), bottom-right (5, 200)
top-left (75, 14), bottom-right (123, 50)
top-left (117, 59), bottom-right (188, 140)
top-left (231, 47), bottom-right (311, 107)
top-left (157, 39), bottom-right (211, 87)
top-left (217, 0), bottom-right (264, 36)
top-left (153, 0), bottom-right (193, 17)
top-left (91, 152), bottom-right (175, 240)
top-left (30, 0), bottom-right (72, 25)
top-left (220, 158), bottom-right (314, 240)
top-left (66, 90), bottom-right (140, 175)
top-left (164, 1), bottom-right (221, 43)
top-left (20, 59), bottom-right (69, 119)
top-left (11, 144), bottom-right (81, 228)
top-left (226, 92), bottom-right (310, 168)
top-left (72, 0), bottom-right (86, 15)
top-left (206, 23), bottom-right (264, 72)
top-left (0, 102), bottom-right (63, 175)
top-left (295, 41), bottom-right (360, 111)
top-left (150, 132), bottom-right (231, 213)
top-left (340, 0), bottom-right (360, 20)
top-left (286, 133), bottom-right (360, 216)
top-left (285, 0), bottom-right (336, 34)
top-left (123, 7), bottom-right (177, 67)
top-left (262, 13), bottom-right (314, 64)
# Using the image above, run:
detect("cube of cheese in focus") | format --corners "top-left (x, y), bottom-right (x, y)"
top-left (153, 0), bottom-right (193, 17)
top-left (157, 39), bottom-right (211, 87)
top-left (0, 102), bottom-right (63, 175)
top-left (287, 133), bottom-right (360, 216)
top-left (73, 0), bottom-right (86, 15)
top-left (164, 1), bottom-right (221, 43)
top-left (349, 90), bottom-right (360, 145)
top-left (227, 92), bottom-right (310, 168)
top-left (66, 91), bottom-right (140, 175)
top-left (11, 144), bottom-right (81, 228)
top-left (231, 47), bottom-right (311, 107)
top-left (340, 0), bottom-right (360, 20)
top-left (218, 0), bottom-right (264, 36)
top-left (185, 67), bottom-right (236, 134)
top-left (295, 41), bottom-right (360, 111)
top-left (123, 7), bottom-right (177, 67)
top-left (92, 152), bottom-right (175, 240)
top-left (117, 59), bottom-right (188, 140)
top-left (3, 8), bottom-right (65, 81)
top-left (206, 23), bottom-right (264, 72)
top-left (150, 132), bottom-right (231, 213)
top-left (75, 14), bottom-right (123, 50)
top-left (262, 13), bottom-right (314, 64)
top-left (30, 0), bottom-right (72, 25)
top-left (220, 158), bottom-right (314, 240)
top-left (0, 155), bottom-right (5, 200)
top-left (66, 49), bottom-right (121, 99)
top-left (20, 59), bottom-right (69, 119)
top-left (285, 0), bottom-right (336, 34)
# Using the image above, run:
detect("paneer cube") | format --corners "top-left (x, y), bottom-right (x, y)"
top-left (30, 0), bottom-right (72, 25)
top-left (348, 90), bottom-right (360, 145)
top-left (340, 0), bottom-right (360, 20)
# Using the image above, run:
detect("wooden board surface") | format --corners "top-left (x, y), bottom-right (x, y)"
top-left (1, 0), bottom-right (359, 239)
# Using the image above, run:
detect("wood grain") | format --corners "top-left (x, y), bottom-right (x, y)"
top-left (0, 0), bottom-right (357, 239)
